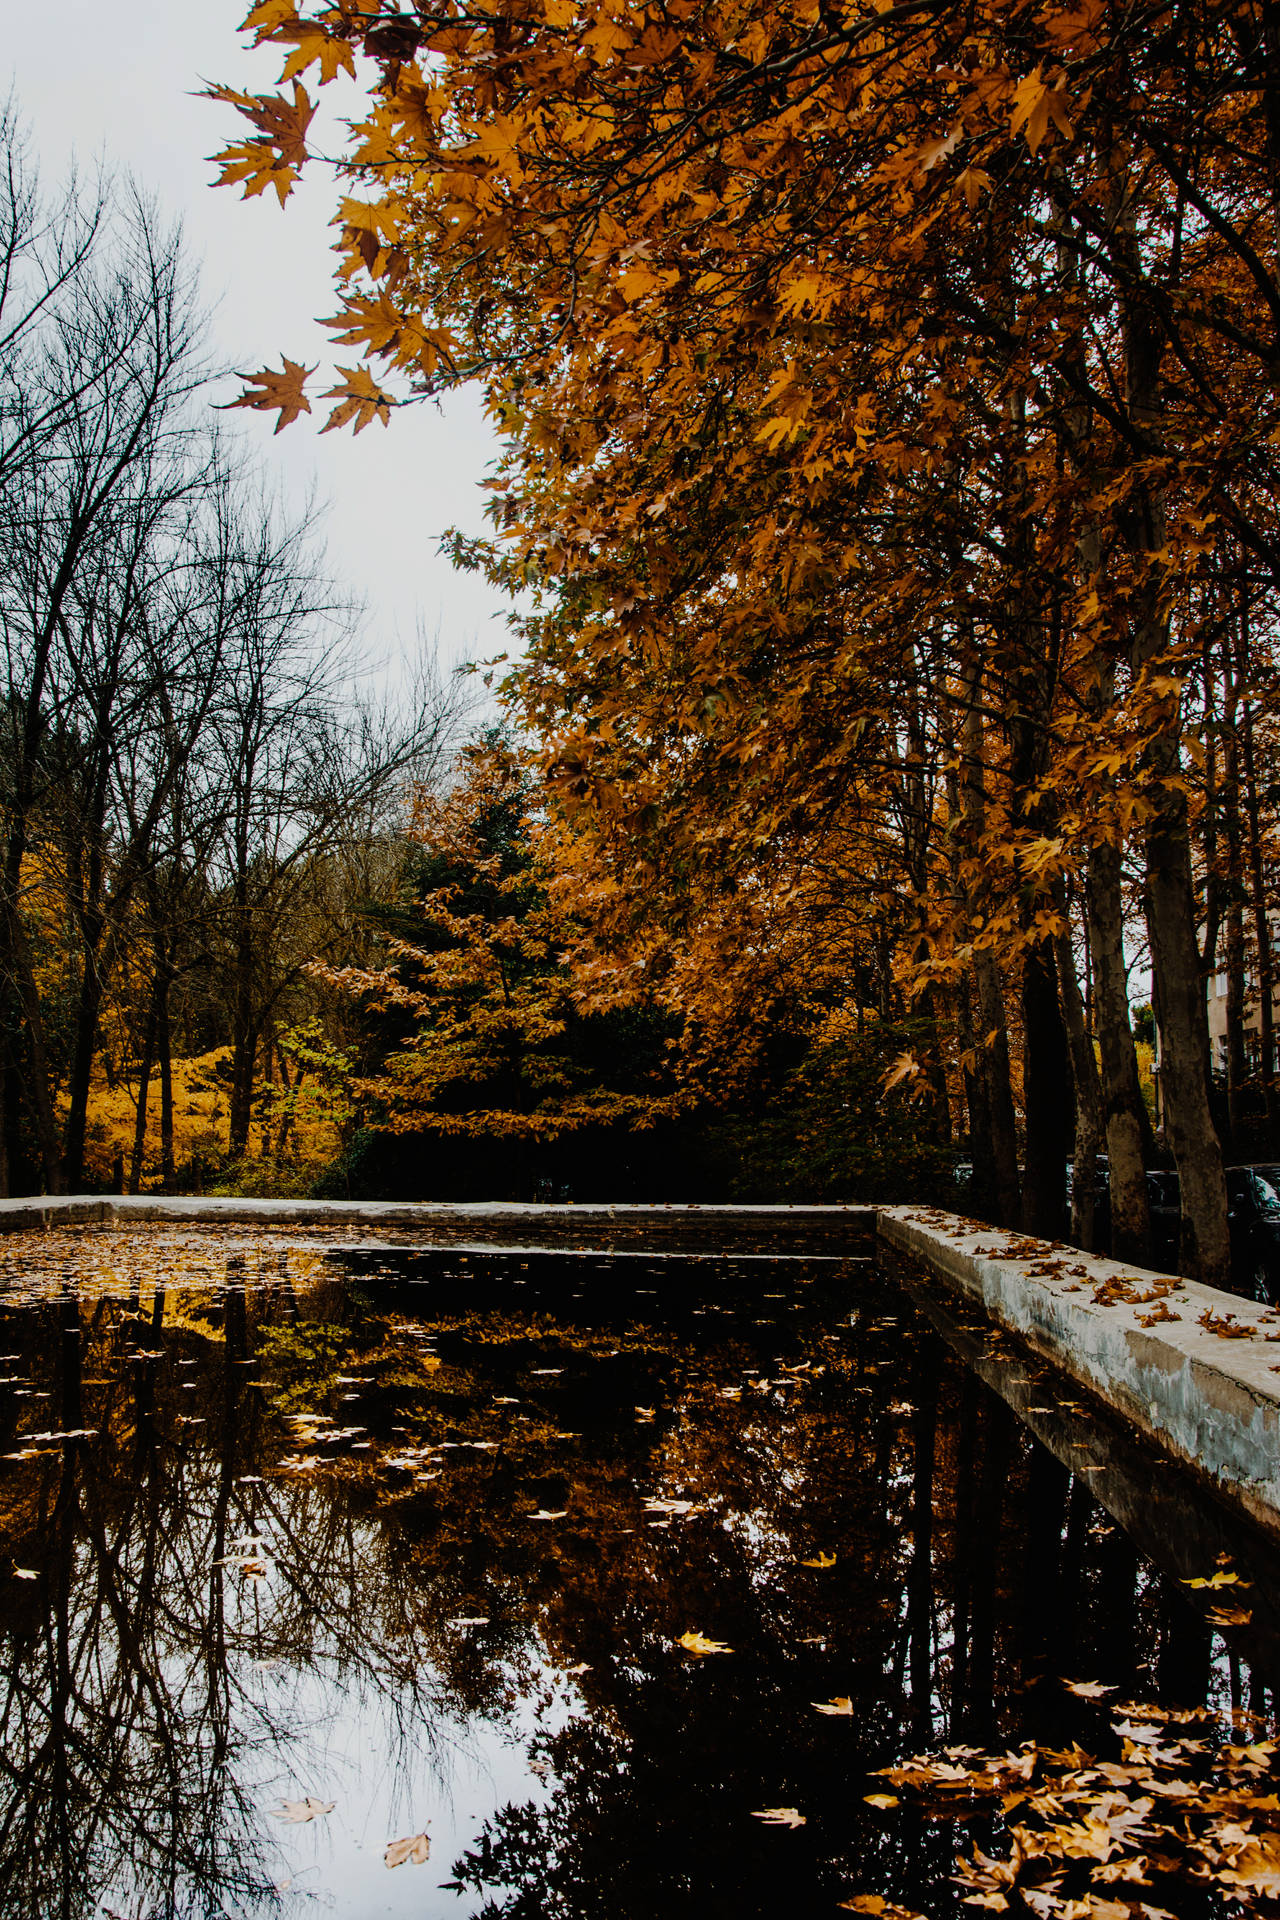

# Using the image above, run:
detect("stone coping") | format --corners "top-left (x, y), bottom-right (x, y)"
top-left (0, 1193), bottom-right (874, 1247)
top-left (899, 1259), bottom-right (1280, 1672)
top-left (877, 1204), bottom-right (1280, 1540)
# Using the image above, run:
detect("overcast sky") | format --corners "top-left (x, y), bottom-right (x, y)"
top-left (6, 0), bottom-right (508, 688)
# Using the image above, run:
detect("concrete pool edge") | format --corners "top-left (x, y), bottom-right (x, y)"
top-left (877, 1204), bottom-right (1280, 1540)
top-left (0, 1192), bottom-right (877, 1251)
top-left (5, 1190), bottom-right (1280, 1538)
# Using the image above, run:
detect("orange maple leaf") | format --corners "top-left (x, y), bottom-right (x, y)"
top-left (219, 357), bottom-right (314, 432)
top-left (322, 366), bottom-right (396, 434)
top-left (206, 82), bottom-right (316, 205)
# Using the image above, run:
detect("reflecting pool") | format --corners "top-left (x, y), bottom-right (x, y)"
top-left (0, 1228), bottom-right (1274, 1919)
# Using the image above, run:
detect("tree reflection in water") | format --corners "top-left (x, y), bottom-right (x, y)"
top-left (0, 1229), bottom-right (1274, 1920)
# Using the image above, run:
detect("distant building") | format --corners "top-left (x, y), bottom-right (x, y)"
top-left (1206, 961), bottom-right (1277, 1076)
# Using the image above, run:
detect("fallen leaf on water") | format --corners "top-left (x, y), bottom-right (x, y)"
top-left (270, 1797), bottom-right (334, 1823)
top-left (526, 1508), bottom-right (568, 1521)
top-left (814, 1697), bottom-right (855, 1715)
top-left (801, 1551), bottom-right (837, 1569)
top-left (837, 1898), bottom-right (925, 1917)
top-left (1207, 1604), bottom-right (1253, 1627)
top-left (752, 1806), bottom-right (805, 1828)
top-left (14, 1567), bottom-right (37, 1580)
top-left (1063, 1679), bottom-right (1119, 1698)
top-left (1183, 1571), bottom-right (1249, 1589)
top-left (384, 1832), bottom-right (430, 1868)
top-left (678, 1630), bottom-right (732, 1655)
top-left (565, 1662), bottom-right (591, 1675)
top-left (862, 1794), bottom-right (901, 1810)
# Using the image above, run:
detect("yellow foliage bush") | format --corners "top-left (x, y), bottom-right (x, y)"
top-left (77, 1048), bottom-right (345, 1192)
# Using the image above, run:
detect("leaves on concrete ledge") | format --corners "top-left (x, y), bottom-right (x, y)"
top-left (1197, 1308), bottom-right (1258, 1340)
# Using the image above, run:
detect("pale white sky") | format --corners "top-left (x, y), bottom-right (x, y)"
top-left (6, 0), bottom-right (509, 686)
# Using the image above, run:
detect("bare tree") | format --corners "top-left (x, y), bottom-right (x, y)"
top-left (0, 148), bottom-right (203, 1192)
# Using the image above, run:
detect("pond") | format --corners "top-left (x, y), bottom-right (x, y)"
top-left (0, 1227), bottom-right (1275, 1920)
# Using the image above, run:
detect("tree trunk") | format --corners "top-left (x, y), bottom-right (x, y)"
top-left (915, 980), bottom-right (951, 1146)
top-left (957, 645), bottom-right (1020, 1225)
top-left (1146, 793), bottom-right (1230, 1284)
top-left (1114, 173), bottom-right (1228, 1285)
top-left (158, 972), bottom-right (175, 1191)
top-left (1225, 889), bottom-right (1247, 1133)
top-left (62, 929), bottom-right (108, 1192)
top-left (973, 953), bottom-right (1020, 1227)
top-left (1222, 708), bottom-right (1248, 1136)
top-left (1087, 837), bottom-right (1153, 1265)
top-left (1055, 919), bottom-right (1104, 1251)
top-left (956, 967), bottom-right (996, 1215)
top-left (1241, 697), bottom-right (1277, 1123)
top-left (0, 921), bottom-right (66, 1192)
top-left (1020, 939), bottom-right (1074, 1239)
top-left (229, 1025), bottom-right (257, 1159)
top-left (229, 885), bottom-right (257, 1156)
top-left (128, 991), bottom-right (159, 1194)
top-left (274, 1039), bottom-right (295, 1156)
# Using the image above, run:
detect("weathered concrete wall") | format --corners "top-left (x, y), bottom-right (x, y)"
top-left (903, 1265), bottom-right (1280, 1673)
top-left (878, 1204), bottom-right (1280, 1539)
top-left (0, 1192), bottom-right (876, 1256)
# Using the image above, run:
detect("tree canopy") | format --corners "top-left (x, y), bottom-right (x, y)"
top-left (170, 4), bottom-right (1280, 1270)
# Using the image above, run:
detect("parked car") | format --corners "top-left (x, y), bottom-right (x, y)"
top-left (1225, 1167), bottom-right (1280, 1305)
top-left (1140, 1166), bottom-right (1280, 1304)
top-left (1065, 1156), bottom-right (1110, 1251)
top-left (1144, 1170), bottom-right (1182, 1275)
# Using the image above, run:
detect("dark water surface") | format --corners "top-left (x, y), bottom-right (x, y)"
top-left (0, 1228), bottom-right (1275, 1920)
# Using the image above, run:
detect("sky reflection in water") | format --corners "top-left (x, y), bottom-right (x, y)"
top-left (0, 1228), bottom-right (1275, 1920)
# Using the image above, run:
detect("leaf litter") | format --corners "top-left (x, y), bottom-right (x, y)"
top-left (851, 1698), bottom-right (1280, 1916)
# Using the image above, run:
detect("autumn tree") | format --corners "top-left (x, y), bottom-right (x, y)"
top-left (318, 732), bottom-right (680, 1193)
top-left (213, 0), bottom-right (1280, 1279)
